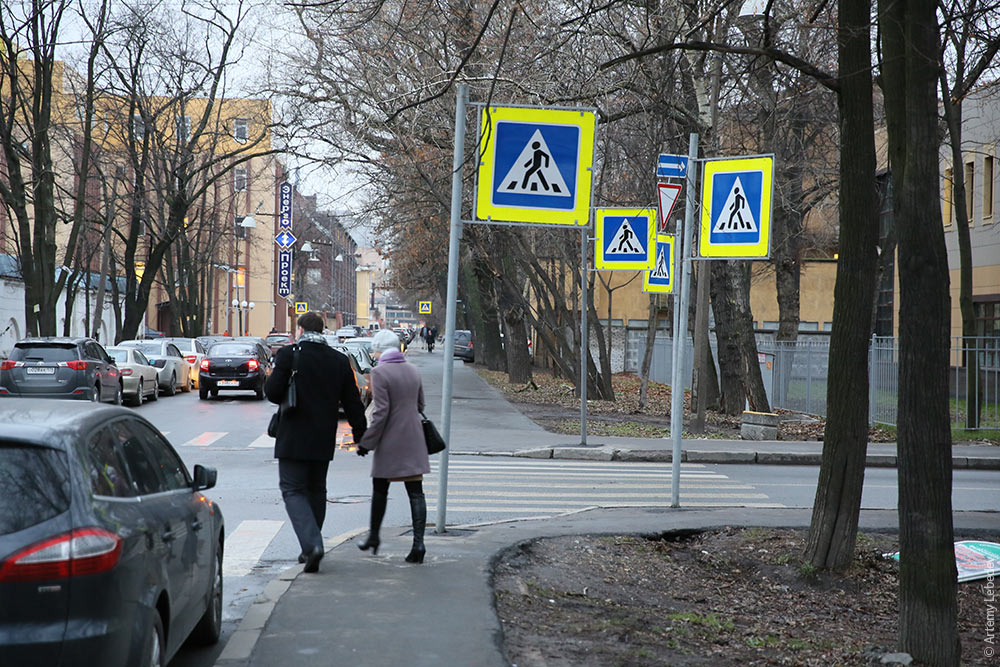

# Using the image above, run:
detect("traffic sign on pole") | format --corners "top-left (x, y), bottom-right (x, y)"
top-left (657, 183), bottom-right (682, 232)
top-left (418, 301), bottom-right (432, 314)
top-left (642, 235), bottom-right (674, 293)
top-left (594, 207), bottom-right (655, 270)
top-left (699, 155), bottom-right (773, 258)
top-left (656, 153), bottom-right (689, 179)
top-left (294, 302), bottom-right (308, 315)
top-left (476, 106), bottom-right (596, 225)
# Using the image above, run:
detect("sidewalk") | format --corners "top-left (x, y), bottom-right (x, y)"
top-left (214, 352), bottom-right (1000, 667)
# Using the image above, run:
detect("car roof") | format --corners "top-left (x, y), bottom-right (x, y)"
top-left (344, 337), bottom-right (374, 343)
top-left (0, 400), bottom-right (135, 448)
top-left (16, 337), bottom-right (90, 345)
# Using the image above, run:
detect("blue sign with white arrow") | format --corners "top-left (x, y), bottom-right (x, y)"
top-left (656, 154), bottom-right (688, 179)
top-left (275, 230), bottom-right (297, 249)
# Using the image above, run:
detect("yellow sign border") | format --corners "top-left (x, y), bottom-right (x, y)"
top-left (699, 156), bottom-right (773, 258)
top-left (643, 234), bottom-right (674, 293)
top-left (418, 301), bottom-right (432, 314)
top-left (294, 302), bottom-right (308, 315)
top-left (476, 106), bottom-right (596, 225)
top-left (595, 207), bottom-right (656, 270)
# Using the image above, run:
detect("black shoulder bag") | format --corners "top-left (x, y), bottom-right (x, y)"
top-left (267, 345), bottom-right (299, 438)
top-left (420, 410), bottom-right (446, 454)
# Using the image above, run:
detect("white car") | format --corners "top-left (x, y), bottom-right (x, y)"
top-left (106, 346), bottom-right (160, 406)
top-left (162, 337), bottom-right (209, 388)
top-left (117, 340), bottom-right (192, 395)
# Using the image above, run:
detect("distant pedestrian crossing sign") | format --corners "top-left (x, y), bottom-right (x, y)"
top-left (418, 301), bottom-right (431, 314)
top-left (476, 106), bottom-right (596, 225)
top-left (294, 302), bottom-right (308, 315)
top-left (643, 235), bottom-right (674, 294)
top-left (700, 156), bottom-right (773, 258)
top-left (595, 208), bottom-right (655, 270)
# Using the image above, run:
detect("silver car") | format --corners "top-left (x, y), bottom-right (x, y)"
top-left (106, 347), bottom-right (160, 406)
top-left (117, 340), bottom-right (191, 396)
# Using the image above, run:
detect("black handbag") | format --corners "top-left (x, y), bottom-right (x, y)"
top-left (420, 410), bottom-right (446, 454)
top-left (267, 345), bottom-right (299, 437)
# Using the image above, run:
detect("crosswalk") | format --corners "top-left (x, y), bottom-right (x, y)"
top-left (160, 426), bottom-right (356, 450)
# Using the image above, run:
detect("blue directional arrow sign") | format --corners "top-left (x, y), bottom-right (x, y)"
top-left (656, 154), bottom-right (688, 179)
top-left (275, 230), bottom-right (297, 249)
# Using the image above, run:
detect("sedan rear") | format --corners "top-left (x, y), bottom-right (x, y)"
top-left (198, 343), bottom-right (269, 400)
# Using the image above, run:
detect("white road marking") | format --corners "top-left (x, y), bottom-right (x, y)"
top-left (180, 431), bottom-right (227, 447)
top-left (222, 520), bottom-right (284, 577)
top-left (248, 434), bottom-right (273, 448)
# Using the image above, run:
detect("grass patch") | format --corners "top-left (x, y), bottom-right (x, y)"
top-left (544, 418), bottom-right (670, 438)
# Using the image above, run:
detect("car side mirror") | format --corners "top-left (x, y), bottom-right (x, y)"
top-left (192, 464), bottom-right (217, 491)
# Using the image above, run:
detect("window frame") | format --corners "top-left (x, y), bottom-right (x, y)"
top-left (233, 118), bottom-right (249, 143)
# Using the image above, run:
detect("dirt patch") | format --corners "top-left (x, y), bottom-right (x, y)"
top-left (493, 528), bottom-right (993, 666)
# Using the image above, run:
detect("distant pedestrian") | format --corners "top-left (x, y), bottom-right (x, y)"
top-left (424, 326), bottom-right (435, 353)
top-left (265, 311), bottom-right (367, 573)
top-left (355, 329), bottom-right (429, 563)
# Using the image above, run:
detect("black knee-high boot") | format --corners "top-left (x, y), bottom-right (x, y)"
top-left (405, 489), bottom-right (426, 563)
top-left (358, 490), bottom-right (387, 554)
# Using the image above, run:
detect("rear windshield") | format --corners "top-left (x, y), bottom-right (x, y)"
top-left (266, 335), bottom-right (291, 344)
top-left (0, 444), bottom-right (71, 536)
top-left (10, 344), bottom-right (78, 362)
top-left (209, 344), bottom-right (254, 356)
top-left (455, 332), bottom-right (471, 343)
top-left (107, 349), bottom-right (129, 363)
top-left (127, 342), bottom-right (161, 355)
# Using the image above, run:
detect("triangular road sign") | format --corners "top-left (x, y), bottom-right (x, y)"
top-left (711, 176), bottom-right (759, 233)
top-left (657, 183), bottom-right (682, 232)
top-left (497, 130), bottom-right (571, 197)
top-left (605, 218), bottom-right (644, 255)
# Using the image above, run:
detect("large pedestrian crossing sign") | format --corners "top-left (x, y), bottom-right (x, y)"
top-left (699, 156), bottom-right (773, 258)
top-left (595, 208), bottom-right (655, 270)
top-left (476, 106), bottom-right (596, 225)
top-left (643, 235), bottom-right (674, 294)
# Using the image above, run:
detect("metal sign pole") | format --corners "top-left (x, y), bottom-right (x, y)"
top-left (435, 83), bottom-right (468, 534)
top-left (670, 133), bottom-right (698, 507)
top-left (580, 224), bottom-right (588, 445)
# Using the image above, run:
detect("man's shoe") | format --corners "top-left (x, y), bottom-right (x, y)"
top-left (303, 545), bottom-right (324, 573)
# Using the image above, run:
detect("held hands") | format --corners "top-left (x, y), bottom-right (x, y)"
top-left (356, 446), bottom-right (369, 457)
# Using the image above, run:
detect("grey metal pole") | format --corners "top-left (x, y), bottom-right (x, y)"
top-left (580, 224), bottom-right (588, 445)
top-left (435, 83), bottom-right (468, 534)
top-left (670, 133), bottom-right (698, 508)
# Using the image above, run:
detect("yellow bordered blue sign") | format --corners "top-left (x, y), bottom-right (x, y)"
top-left (595, 208), bottom-right (655, 270)
top-left (643, 235), bottom-right (674, 293)
top-left (294, 302), bottom-right (308, 315)
top-left (476, 106), bottom-right (596, 225)
top-left (418, 301), bottom-right (431, 314)
top-left (699, 156), bottom-right (773, 258)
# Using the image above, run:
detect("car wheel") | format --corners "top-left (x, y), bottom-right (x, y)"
top-left (199, 386), bottom-right (209, 400)
top-left (145, 612), bottom-right (165, 667)
top-left (210, 389), bottom-right (218, 398)
top-left (182, 375), bottom-right (192, 393)
top-left (190, 536), bottom-right (223, 645)
top-left (148, 380), bottom-right (158, 402)
top-left (92, 384), bottom-right (101, 402)
top-left (114, 383), bottom-right (123, 406)
top-left (165, 373), bottom-right (177, 397)
top-left (128, 380), bottom-right (143, 407)
top-left (255, 383), bottom-right (265, 400)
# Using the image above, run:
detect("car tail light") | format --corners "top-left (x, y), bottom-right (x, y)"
top-left (200, 359), bottom-right (210, 371)
top-left (59, 360), bottom-right (88, 371)
top-left (467, 341), bottom-right (474, 349)
top-left (247, 358), bottom-right (259, 372)
top-left (185, 355), bottom-right (197, 364)
top-left (0, 528), bottom-right (122, 582)
top-left (120, 368), bottom-right (133, 376)
top-left (1, 360), bottom-right (23, 370)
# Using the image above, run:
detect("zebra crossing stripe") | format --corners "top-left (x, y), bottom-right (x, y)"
top-left (180, 431), bottom-right (226, 447)
top-left (222, 520), bottom-right (284, 577)
top-left (248, 434), bottom-right (273, 448)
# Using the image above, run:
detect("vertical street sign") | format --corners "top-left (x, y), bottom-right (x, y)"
top-left (656, 153), bottom-right (689, 179)
top-left (277, 181), bottom-right (293, 298)
top-left (642, 235), bottom-right (674, 293)
top-left (657, 182), bottom-right (682, 232)
top-left (278, 182), bottom-right (292, 230)
top-left (699, 155), bottom-right (774, 258)
top-left (476, 106), bottom-right (596, 225)
top-left (594, 207), bottom-right (655, 270)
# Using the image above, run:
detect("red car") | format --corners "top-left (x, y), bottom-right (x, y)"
top-left (263, 333), bottom-right (294, 357)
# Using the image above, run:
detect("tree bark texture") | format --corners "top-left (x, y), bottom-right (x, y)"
top-left (639, 295), bottom-right (660, 411)
top-left (804, 0), bottom-right (879, 571)
top-left (879, 0), bottom-right (960, 662)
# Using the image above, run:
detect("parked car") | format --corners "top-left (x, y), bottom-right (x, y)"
top-left (196, 335), bottom-right (232, 350)
top-left (454, 329), bottom-right (475, 362)
top-left (139, 327), bottom-right (164, 339)
top-left (334, 326), bottom-right (364, 342)
top-left (162, 338), bottom-right (209, 389)
top-left (0, 400), bottom-right (224, 667)
top-left (264, 332), bottom-right (295, 357)
top-left (325, 341), bottom-right (372, 408)
top-left (106, 347), bottom-right (160, 406)
top-left (0, 337), bottom-right (122, 404)
top-left (198, 340), bottom-right (272, 400)
top-left (117, 340), bottom-right (191, 396)
top-left (340, 338), bottom-right (376, 372)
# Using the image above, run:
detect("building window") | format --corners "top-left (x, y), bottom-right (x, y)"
top-left (176, 115), bottom-right (191, 142)
top-left (132, 115), bottom-right (145, 141)
top-left (974, 300), bottom-right (1000, 338)
top-left (943, 167), bottom-right (953, 226)
top-left (984, 155), bottom-right (994, 222)
top-left (234, 118), bottom-right (248, 143)
top-left (233, 167), bottom-right (247, 192)
top-left (965, 160), bottom-right (975, 224)
top-left (234, 215), bottom-right (247, 240)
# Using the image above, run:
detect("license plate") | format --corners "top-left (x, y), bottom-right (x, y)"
top-left (26, 367), bottom-right (55, 375)
top-left (218, 380), bottom-right (240, 387)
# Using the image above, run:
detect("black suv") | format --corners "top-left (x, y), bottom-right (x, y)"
top-left (0, 338), bottom-right (123, 404)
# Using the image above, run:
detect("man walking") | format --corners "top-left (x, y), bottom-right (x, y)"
top-left (265, 311), bottom-right (367, 573)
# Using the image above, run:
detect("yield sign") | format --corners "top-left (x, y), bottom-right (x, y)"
top-left (657, 183), bottom-right (682, 232)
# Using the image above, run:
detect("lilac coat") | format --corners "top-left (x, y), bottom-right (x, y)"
top-left (358, 353), bottom-right (429, 479)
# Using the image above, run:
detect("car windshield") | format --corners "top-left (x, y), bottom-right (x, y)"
top-left (164, 339), bottom-right (193, 350)
top-left (0, 443), bottom-right (71, 536)
top-left (209, 344), bottom-right (254, 356)
top-left (10, 344), bottom-right (77, 362)
top-left (107, 349), bottom-right (129, 363)
top-left (126, 342), bottom-right (161, 355)
top-left (266, 335), bottom-right (291, 344)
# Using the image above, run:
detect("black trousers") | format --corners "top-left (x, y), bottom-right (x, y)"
top-left (278, 458), bottom-right (330, 553)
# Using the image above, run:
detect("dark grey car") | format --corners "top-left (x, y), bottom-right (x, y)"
top-left (0, 401), bottom-right (224, 667)
top-left (0, 337), bottom-right (123, 404)
top-left (454, 330), bottom-right (474, 362)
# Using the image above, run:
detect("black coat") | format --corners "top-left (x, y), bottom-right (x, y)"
top-left (264, 340), bottom-right (367, 460)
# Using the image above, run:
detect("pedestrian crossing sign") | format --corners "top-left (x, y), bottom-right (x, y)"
top-left (294, 302), bottom-right (308, 315)
top-left (643, 235), bottom-right (674, 293)
top-left (476, 105), bottom-right (596, 225)
top-left (418, 301), bottom-right (431, 314)
top-left (700, 156), bottom-right (773, 258)
top-left (595, 207), bottom-right (655, 270)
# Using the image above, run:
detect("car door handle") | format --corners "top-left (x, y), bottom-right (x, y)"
top-left (161, 529), bottom-right (175, 542)
top-left (191, 520), bottom-right (203, 531)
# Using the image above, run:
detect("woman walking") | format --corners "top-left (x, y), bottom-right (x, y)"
top-left (356, 329), bottom-right (429, 563)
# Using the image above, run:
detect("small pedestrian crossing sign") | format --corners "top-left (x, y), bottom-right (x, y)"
top-left (418, 301), bottom-right (431, 314)
top-left (476, 105), bottom-right (596, 226)
top-left (294, 302), bottom-right (308, 315)
top-left (595, 208), bottom-right (655, 270)
top-left (700, 156), bottom-right (773, 258)
top-left (643, 235), bottom-right (674, 294)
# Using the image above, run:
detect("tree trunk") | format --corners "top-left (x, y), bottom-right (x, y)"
top-left (639, 295), bottom-right (660, 411)
top-left (709, 260), bottom-right (768, 414)
top-left (804, 0), bottom-right (879, 571)
top-left (879, 0), bottom-right (960, 662)
top-left (473, 257), bottom-right (505, 371)
top-left (691, 261), bottom-right (719, 431)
